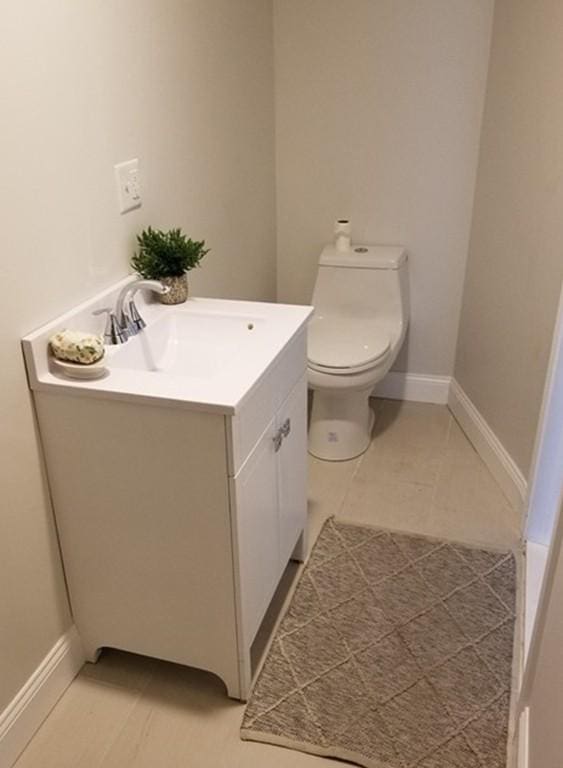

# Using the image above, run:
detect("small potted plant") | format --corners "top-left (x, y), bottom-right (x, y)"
top-left (130, 227), bottom-right (209, 304)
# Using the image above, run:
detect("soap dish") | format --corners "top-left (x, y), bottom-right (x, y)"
top-left (52, 356), bottom-right (107, 380)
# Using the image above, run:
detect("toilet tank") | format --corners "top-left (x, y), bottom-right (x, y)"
top-left (311, 244), bottom-right (409, 331)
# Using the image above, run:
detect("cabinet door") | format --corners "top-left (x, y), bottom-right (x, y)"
top-left (277, 375), bottom-right (308, 566)
top-left (231, 418), bottom-right (279, 647)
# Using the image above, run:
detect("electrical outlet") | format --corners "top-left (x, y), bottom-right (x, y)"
top-left (114, 159), bottom-right (142, 214)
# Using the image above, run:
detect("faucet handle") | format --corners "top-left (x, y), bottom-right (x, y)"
top-left (117, 305), bottom-right (137, 337)
top-left (128, 300), bottom-right (146, 331)
top-left (124, 280), bottom-right (170, 332)
top-left (92, 307), bottom-right (128, 345)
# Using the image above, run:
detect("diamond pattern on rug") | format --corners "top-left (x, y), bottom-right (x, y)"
top-left (304, 659), bottom-right (368, 737)
top-left (310, 552), bottom-right (367, 610)
top-left (339, 708), bottom-right (400, 764)
top-left (464, 692), bottom-right (511, 768)
top-left (452, 544), bottom-right (506, 575)
top-left (379, 678), bottom-right (455, 765)
top-left (330, 589), bottom-right (394, 653)
top-left (351, 533), bottom-right (408, 585)
top-left (242, 639), bottom-right (297, 722)
top-left (484, 557), bottom-right (517, 612)
top-left (371, 564), bottom-right (439, 624)
top-left (414, 545), bottom-right (476, 597)
top-left (333, 519), bottom-right (382, 550)
top-left (281, 614), bottom-right (348, 686)
top-left (278, 572), bottom-right (323, 634)
top-left (241, 518), bottom-right (517, 768)
top-left (417, 735), bottom-right (481, 768)
top-left (391, 531), bottom-right (442, 562)
top-left (399, 604), bottom-right (467, 668)
top-left (445, 579), bottom-right (510, 640)
top-left (355, 632), bottom-right (422, 705)
top-left (476, 620), bottom-right (515, 688)
top-left (426, 647), bottom-right (501, 725)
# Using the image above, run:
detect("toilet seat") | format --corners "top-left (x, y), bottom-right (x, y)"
top-left (307, 315), bottom-right (391, 375)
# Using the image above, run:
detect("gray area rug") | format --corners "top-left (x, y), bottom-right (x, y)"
top-left (241, 518), bottom-right (517, 768)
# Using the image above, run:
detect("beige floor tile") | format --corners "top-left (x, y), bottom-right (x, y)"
top-left (430, 418), bottom-right (520, 549)
top-left (306, 399), bottom-right (385, 539)
top-left (374, 400), bottom-right (452, 449)
top-left (15, 676), bottom-right (141, 768)
top-left (308, 454), bottom-right (360, 518)
top-left (433, 450), bottom-right (508, 518)
top-left (341, 474), bottom-right (434, 534)
top-left (340, 402), bottom-right (521, 549)
top-left (358, 434), bottom-right (445, 489)
top-left (447, 416), bottom-right (477, 454)
top-left (307, 453), bottom-right (361, 549)
top-left (426, 499), bottom-right (521, 551)
top-left (431, 467), bottom-right (520, 550)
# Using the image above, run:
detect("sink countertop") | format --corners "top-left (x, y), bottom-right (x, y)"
top-left (22, 277), bottom-right (313, 415)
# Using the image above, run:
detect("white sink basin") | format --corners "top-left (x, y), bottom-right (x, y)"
top-left (109, 309), bottom-right (266, 379)
top-left (22, 278), bottom-right (313, 414)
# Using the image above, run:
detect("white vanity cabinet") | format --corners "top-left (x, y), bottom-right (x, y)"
top-left (24, 293), bottom-right (312, 702)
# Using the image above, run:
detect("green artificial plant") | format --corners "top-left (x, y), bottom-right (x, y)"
top-left (131, 227), bottom-right (209, 279)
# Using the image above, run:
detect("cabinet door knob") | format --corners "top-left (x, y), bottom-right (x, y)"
top-left (273, 429), bottom-right (283, 452)
top-left (273, 419), bottom-right (291, 452)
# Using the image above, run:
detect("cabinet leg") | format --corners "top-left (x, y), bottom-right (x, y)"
top-left (291, 528), bottom-right (307, 563)
top-left (223, 650), bottom-right (252, 702)
top-left (237, 648), bottom-right (252, 701)
top-left (223, 650), bottom-right (252, 701)
top-left (82, 641), bottom-right (102, 664)
top-left (225, 677), bottom-right (243, 701)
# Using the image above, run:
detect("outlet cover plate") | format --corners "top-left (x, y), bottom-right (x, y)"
top-left (114, 159), bottom-right (141, 214)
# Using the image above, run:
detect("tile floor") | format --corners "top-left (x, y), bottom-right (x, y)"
top-left (14, 400), bottom-right (522, 768)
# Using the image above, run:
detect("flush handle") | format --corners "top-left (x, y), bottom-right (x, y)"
top-left (280, 418), bottom-right (291, 439)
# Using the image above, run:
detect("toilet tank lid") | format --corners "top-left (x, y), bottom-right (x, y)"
top-left (319, 244), bottom-right (407, 269)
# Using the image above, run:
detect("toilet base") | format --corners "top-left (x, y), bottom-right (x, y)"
top-left (308, 388), bottom-right (375, 461)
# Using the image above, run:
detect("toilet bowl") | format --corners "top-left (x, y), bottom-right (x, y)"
top-left (307, 244), bottom-right (409, 461)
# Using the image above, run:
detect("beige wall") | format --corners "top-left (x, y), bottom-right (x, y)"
top-left (274, 0), bottom-right (494, 375)
top-left (455, 0), bottom-right (563, 475)
top-left (0, 0), bottom-right (275, 712)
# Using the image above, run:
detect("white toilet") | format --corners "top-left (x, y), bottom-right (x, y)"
top-left (307, 244), bottom-right (409, 461)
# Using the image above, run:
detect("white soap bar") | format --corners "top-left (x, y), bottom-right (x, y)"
top-left (49, 330), bottom-right (104, 365)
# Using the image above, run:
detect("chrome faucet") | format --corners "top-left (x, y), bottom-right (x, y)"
top-left (92, 307), bottom-right (128, 345)
top-left (115, 279), bottom-right (170, 338)
top-left (93, 279), bottom-right (169, 345)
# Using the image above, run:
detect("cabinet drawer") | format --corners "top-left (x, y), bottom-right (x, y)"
top-left (226, 329), bottom-right (307, 475)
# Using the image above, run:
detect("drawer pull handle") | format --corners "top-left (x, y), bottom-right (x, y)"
top-left (281, 418), bottom-right (291, 439)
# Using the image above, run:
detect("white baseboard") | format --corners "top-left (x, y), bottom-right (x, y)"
top-left (373, 372), bottom-right (451, 405)
top-left (0, 626), bottom-right (84, 768)
top-left (449, 379), bottom-right (527, 511)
